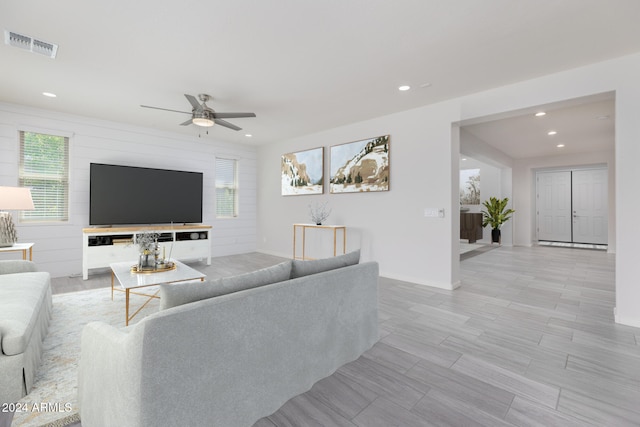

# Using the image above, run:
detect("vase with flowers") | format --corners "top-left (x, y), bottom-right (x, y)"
top-left (136, 231), bottom-right (160, 270)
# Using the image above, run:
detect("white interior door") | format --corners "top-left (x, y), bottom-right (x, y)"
top-left (536, 168), bottom-right (608, 244)
top-left (572, 169), bottom-right (608, 244)
top-left (537, 171), bottom-right (572, 242)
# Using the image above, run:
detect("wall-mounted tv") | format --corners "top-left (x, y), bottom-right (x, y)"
top-left (90, 163), bottom-right (203, 226)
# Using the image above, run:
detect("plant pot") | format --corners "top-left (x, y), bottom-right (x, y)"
top-left (491, 228), bottom-right (501, 244)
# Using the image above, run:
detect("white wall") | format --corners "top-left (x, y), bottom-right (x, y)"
top-left (257, 52), bottom-right (640, 327)
top-left (258, 103), bottom-right (462, 289)
top-left (0, 103), bottom-right (257, 278)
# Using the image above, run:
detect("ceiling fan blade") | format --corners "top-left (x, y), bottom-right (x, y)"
top-left (212, 112), bottom-right (256, 119)
top-left (214, 119), bottom-right (242, 131)
top-left (141, 105), bottom-right (191, 115)
top-left (184, 94), bottom-right (202, 111)
top-left (180, 118), bottom-right (194, 126)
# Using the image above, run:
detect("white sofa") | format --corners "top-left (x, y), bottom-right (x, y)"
top-left (0, 260), bottom-right (52, 405)
top-left (78, 251), bottom-right (379, 427)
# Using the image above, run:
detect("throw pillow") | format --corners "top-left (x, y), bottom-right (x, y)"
top-left (159, 277), bottom-right (226, 310)
top-left (290, 249), bottom-right (360, 279)
top-left (220, 260), bottom-right (292, 294)
top-left (159, 260), bottom-right (293, 310)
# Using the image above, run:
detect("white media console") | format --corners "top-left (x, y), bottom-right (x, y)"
top-left (82, 225), bottom-right (212, 280)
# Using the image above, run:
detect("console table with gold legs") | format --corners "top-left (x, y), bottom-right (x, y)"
top-left (0, 242), bottom-right (34, 261)
top-left (293, 224), bottom-right (346, 260)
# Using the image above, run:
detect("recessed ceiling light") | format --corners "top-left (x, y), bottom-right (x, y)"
top-left (42, 92), bottom-right (56, 98)
top-left (419, 83), bottom-right (432, 88)
top-left (461, 158), bottom-right (467, 161)
top-left (556, 144), bottom-right (565, 148)
top-left (398, 85), bottom-right (411, 91)
top-left (547, 130), bottom-right (557, 136)
top-left (535, 111), bottom-right (546, 117)
top-left (245, 134), bottom-right (252, 138)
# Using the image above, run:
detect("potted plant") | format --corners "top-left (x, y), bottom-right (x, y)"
top-left (481, 197), bottom-right (515, 244)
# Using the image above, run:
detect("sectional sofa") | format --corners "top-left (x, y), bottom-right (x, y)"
top-left (78, 251), bottom-right (379, 427)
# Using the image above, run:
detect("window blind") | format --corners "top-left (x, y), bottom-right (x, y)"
top-left (215, 158), bottom-right (238, 218)
top-left (19, 131), bottom-right (69, 222)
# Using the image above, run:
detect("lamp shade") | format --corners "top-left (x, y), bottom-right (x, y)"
top-left (0, 186), bottom-right (35, 210)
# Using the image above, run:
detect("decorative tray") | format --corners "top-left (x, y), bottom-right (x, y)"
top-left (130, 262), bottom-right (176, 274)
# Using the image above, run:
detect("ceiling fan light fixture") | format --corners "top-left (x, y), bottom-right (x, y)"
top-left (192, 110), bottom-right (214, 127)
top-left (192, 117), bottom-right (214, 127)
top-left (142, 94), bottom-right (254, 131)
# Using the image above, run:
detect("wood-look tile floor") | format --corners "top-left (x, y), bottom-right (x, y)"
top-left (52, 247), bottom-right (640, 426)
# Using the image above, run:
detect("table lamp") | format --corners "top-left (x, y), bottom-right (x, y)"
top-left (0, 186), bottom-right (35, 247)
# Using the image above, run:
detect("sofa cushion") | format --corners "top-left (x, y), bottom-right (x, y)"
top-left (0, 272), bottom-right (51, 355)
top-left (0, 260), bottom-right (38, 275)
top-left (291, 249), bottom-right (360, 279)
top-left (159, 260), bottom-right (293, 310)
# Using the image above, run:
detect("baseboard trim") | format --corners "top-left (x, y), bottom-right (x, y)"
top-left (380, 272), bottom-right (460, 291)
top-left (614, 307), bottom-right (640, 328)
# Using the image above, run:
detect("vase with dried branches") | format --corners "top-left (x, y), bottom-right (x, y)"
top-left (309, 201), bottom-right (331, 225)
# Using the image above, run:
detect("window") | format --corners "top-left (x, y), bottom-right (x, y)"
top-left (19, 131), bottom-right (69, 222)
top-left (215, 157), bottom-right (238, 218)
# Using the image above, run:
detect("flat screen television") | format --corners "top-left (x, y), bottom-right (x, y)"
top-left (90, 163), bottom-right (203, 226)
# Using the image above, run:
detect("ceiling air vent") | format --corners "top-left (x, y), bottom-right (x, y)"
top-left (4, 30), bottom-right (58, 59)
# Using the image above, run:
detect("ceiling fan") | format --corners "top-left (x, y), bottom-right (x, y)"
top-left (141, 94), bottom-right (256, 131)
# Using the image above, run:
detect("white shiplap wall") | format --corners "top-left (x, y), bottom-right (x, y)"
top-left (0, 102), bottom-right (257, 278)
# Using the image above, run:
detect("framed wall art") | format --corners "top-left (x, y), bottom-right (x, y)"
top-left (329, 135), bottom-right (389, 193)
top-left (281, 147), bottom-right (324, 195)
top-left (460, 168), bottom-right (480, 205)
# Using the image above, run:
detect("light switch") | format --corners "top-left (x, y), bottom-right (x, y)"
top-left (424, 208), bottom-right (445, 218)
top-left (424, 208), bottom-right (439, 217)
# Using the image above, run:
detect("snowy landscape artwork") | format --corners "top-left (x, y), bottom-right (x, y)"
top-left (281, 147), bottom-right (324, 195)
top-left (330, 135), bottom-right (390, 193)
top-left (460, 168), bottom-right (480, 204)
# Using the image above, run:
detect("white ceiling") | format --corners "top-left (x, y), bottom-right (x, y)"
top-left (461, 92), bottom-right (615, 162)
top-left (1, 1), bottom-right (639, 148)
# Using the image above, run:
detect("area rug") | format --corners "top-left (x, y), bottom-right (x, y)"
top-left (38, 413), bottom-right (79, 427)
top-left (11, 286), bottom-right (161, 427)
